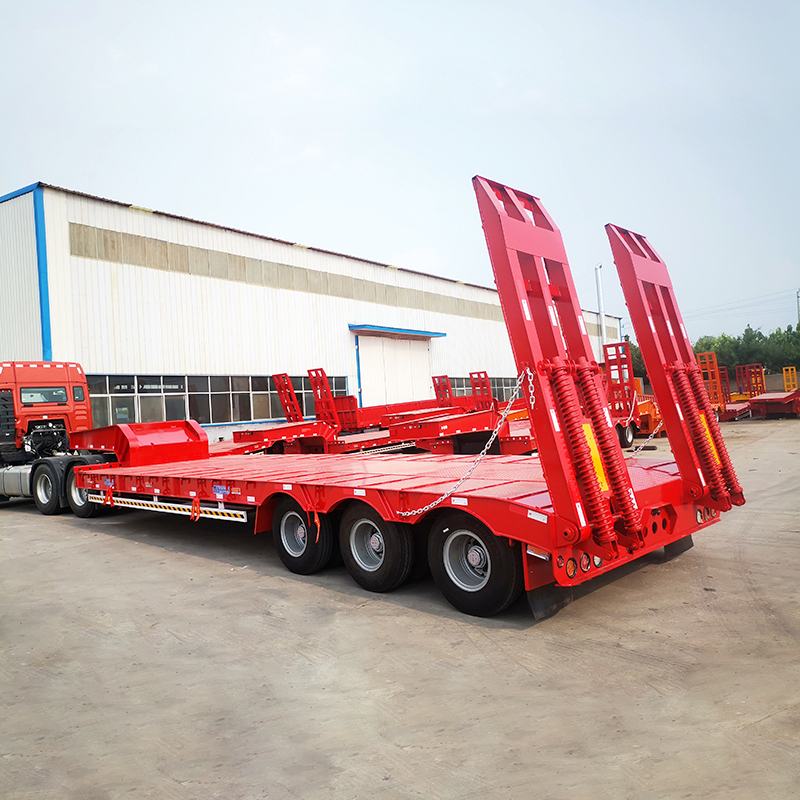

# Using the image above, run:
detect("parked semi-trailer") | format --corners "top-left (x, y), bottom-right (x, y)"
top-left (2, 178), bottom-right (746, 618)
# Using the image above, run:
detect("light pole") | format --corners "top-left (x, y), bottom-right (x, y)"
top-left (595, 263), bottom-right (607, 350)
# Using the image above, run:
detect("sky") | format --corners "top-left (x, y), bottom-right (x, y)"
top-left (2, 0), bottom-right (799, 343)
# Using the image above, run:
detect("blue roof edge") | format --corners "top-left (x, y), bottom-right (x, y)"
top-left (0, 182), bottom-right (41, 205)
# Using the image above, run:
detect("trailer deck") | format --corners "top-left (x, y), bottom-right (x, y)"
top-left (749, 389), bottom-right (800, 418)
top-left (78, 448), bottom-right (702, 592)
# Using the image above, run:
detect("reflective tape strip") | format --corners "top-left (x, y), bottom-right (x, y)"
top-left (582, 423), bottom-right (609, 492)
top-left (87, 493), bottom-right (248, 523)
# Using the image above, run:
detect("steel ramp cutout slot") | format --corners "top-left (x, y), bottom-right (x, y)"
top-left (605, 224), bottom-right (744, 510)
top-left (473, 176), bottom-right (645, 562)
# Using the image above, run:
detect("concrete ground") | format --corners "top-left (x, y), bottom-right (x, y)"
top-left (2, 418), bottom-right (799, 800)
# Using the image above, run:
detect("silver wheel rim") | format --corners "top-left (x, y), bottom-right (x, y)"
top-left (68, 473), bottom-right (87, 507)
top-left (626, 425), bottom-right (635, 446)
top-left (443, 530), bottom-right (491, 592)
top-left (35, 472), bottom-right (53, 505)
top-left (350, 518), bottom-right (384, 572)
top-left (280, 511), bottom-right (308, 557)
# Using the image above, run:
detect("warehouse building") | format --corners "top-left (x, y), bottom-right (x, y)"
top-left (0, 182), bottom-right (621, 432)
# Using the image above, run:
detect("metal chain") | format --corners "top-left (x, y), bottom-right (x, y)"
top-left (397, 367), bottom-right (536, 518)
top-left (629, 420), bottom-right (664, 455)
top-left (358, 440), bottom-right (415, 455)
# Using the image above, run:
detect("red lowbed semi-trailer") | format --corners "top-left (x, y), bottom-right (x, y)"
top-left (55, 178), bottom-right (746, 617)
top-left (215, 369), bottom-right (536, 457)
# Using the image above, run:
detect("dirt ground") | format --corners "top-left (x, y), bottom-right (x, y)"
top-left (2, 418), bottom-right (799, 799)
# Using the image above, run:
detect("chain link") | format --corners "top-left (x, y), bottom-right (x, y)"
top-left (358, 440), bottom-right (415, 456)
top-left (397, 367), bottom-right (536, 518)
top-left (628, 420), bottom-right (664, 455)
top-left (527, 367), bottom-right (536, 409)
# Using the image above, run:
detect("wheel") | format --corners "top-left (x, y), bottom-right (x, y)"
top-left (66, 467), bottom-right (99, 518)
top-left (617, 422), bottom-right (635, 449)
top-left (408, 516), bottom-right (434, 583)
top-left (339, 502), bottom-right (414, 593)
top-left (32, 463), bottom-right (62, 515)
top-left (272, 497), bottom-right (333, 575)
top-left (428, 511), bottom-right (523, 617)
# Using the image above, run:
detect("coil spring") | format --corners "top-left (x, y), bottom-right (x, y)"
top-left (670, 365), bottom-right (730, 505)
top-left (686, 365), bottom-right (745, 505)
top-left (575, 365), bottom-right (644, 538)
top-left (549, 364), bottom-right (617, 545)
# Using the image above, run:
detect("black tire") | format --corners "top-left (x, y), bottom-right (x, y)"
top-left (32, 463), bottom-right (62, 515)
top-left (272, 497), bottom-right (333, 575)
top-left (66, 467), bottom-right (99, 518)
top-left (408, 516), bottom-right (434, 583)
top-left (617, 423), bottom-right (635, 449)
top-left (323, 504), bottom-right (345, 567)
top-left (428, 511), bottom-right (523, 617)
top-left (339, 502), bottom-right (414, 593)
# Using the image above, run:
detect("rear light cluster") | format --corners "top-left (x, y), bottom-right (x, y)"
top-left (563, 552), bottom-right (604, 579)
top-left (695, 507), bottom-right (718, 525)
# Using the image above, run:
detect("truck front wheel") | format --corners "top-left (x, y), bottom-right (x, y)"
top-left (67, 467), bottom-right (99, 518)
top-left (33, 463), bottom-right (62, 515)
top-left (428, 511), bottom-right (523, 617)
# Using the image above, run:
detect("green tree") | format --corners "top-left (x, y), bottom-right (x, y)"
top-left (623, 335), bottom-right (646, 377)
top-left (692, 324), bottom-right (800, 375)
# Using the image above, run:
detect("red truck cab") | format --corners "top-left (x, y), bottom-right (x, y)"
top-left (0, 361), bottom-right (92, 464)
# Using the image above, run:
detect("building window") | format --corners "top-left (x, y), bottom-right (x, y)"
top-left (139, 395), bottom-right (165, 422)
top-left (163, 376), bottom-right (185, 393)
top-left (165, 395), bottom-right (186, 421)
top-left (489, 377), bottom-right (518, 402)
top-left (232, 393), bottom-right (251, 422)
top-left (90, 396), bottom-right (111, 428)
top-left (211, 393), bottom-right (231, 423)
top-left (188, 394), bottom-right (211, 424)
top-left (85, 373), bottom-right (348, 427)
top-left (448, 377), bottom-right (518, 402)
top-left (210, 376), bottom-right (230, 393)
top-left (109, 375), bottom-right (135, 394)
top-left (449, 377), bottom-right (470, 396)
top-left (187, 376), bottom-right (209, 393)
top-left (86, 375), bottom-right (108, 395)
top-left (111, 396), bottom-right (135, 424)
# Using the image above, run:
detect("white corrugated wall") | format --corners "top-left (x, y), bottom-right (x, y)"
top-left (0, 192), bottom-right (41, 360)
top-left (41, 187), bottom-right (518, 385)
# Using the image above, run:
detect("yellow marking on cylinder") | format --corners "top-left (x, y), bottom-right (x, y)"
top-left (582, 423), bottom-right (609, 492)
top-left (698, 413), bottom-right (721, 465)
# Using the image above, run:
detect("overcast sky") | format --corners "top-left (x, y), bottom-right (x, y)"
top-left (2, 0), bottom-right (798, 343)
